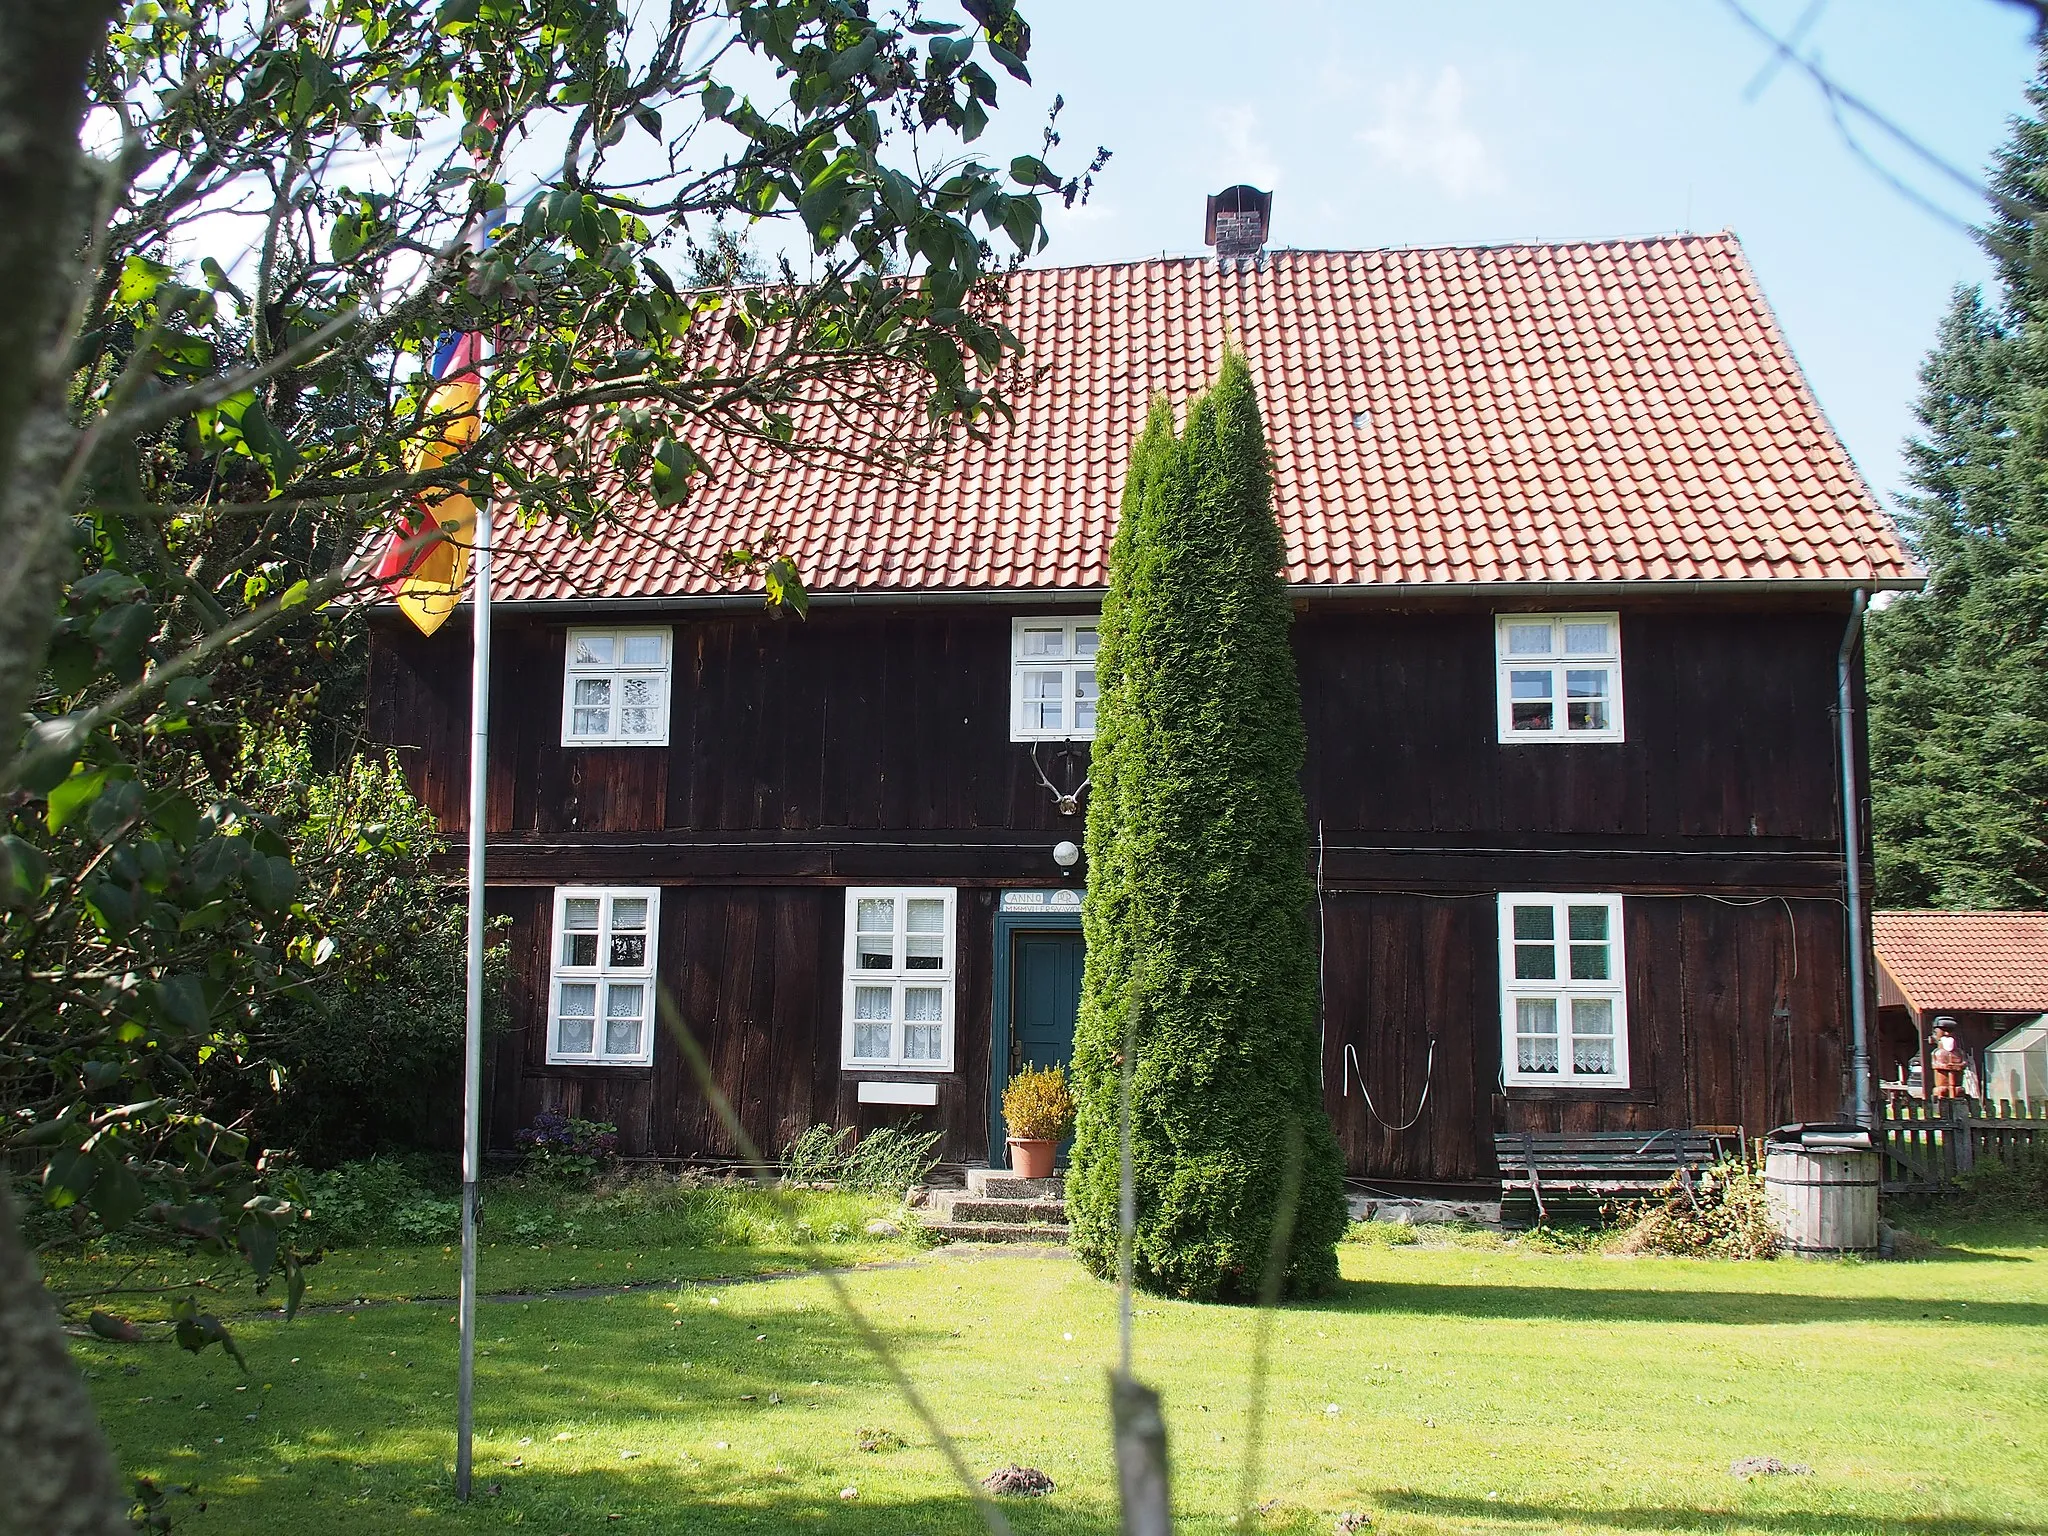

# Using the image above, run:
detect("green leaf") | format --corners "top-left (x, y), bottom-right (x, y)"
top-left (1002, 196), bottom-right (1042, 256)
top-left (649, 438), bottom-right (703, 509)
top-left (702, 82), bottom-right (733, 121)
top-left (632, 104), bottom-right (662, 139)
top-left (118, 253), bottom-right (175, 307)
top-left (986, 39), bottom-right (1030, 82)
top-left (247, 854), bottom-right (296, 912)
top-left (47, 770), bottom-right (108, 833)
top-left (240, 1218), bottom-right (279, 1283)
top-left (1008, 155), bottom-right (1061, 190)
top-left (236, 400), bottom-right (300, 488)
top-left (43, 1146), bottom-right (98, 1209)
top-left (17, 1114), bottom-right (78, 1148)
top-left (148, 791), bottom-right (201, 846)
top-left (87, 1152), bottom-right (147, 1232)
top-left (172, 1301), bottom-right (247, 1371)
top-left (764, 556), bottom-right (809, 618)
top-left (146, 973), bottom-right (213, 1032)
top-left (0, 834), bottom-right (50, 908)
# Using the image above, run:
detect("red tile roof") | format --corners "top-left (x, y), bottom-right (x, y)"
top-left (1873, 911), bottom-right (2048, 1014)
top-left (487, 233), bottom-right (1916, 603)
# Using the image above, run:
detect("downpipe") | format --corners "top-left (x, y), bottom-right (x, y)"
top-left (1836, 590), bottom-right (1874, 1127)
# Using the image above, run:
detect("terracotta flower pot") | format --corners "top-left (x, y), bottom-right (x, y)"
top-left (1007, 1137), bottom-right (1056, 1179)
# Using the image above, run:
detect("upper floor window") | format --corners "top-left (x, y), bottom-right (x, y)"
top-left (1495, 613), bottom-right (1623, 743)
top-left (562, 627), bottom-right (671, 746)
top-left (1498, 892), bottom-right (1629, 1088)
top-left (1011, 618), bottom-right (1099, 742)
top-left (842, 887), bottom-right (956, 1071)
top-left (547, 886), bottom-right (660, 1066)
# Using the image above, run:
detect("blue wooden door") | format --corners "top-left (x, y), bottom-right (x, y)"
top-left (1005, 931), bottom-right (1084, 1157)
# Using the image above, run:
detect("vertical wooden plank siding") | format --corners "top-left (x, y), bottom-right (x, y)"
top-left (371, 598), bottom-right (1858, 1181)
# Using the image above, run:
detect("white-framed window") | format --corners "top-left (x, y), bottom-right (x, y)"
top-left (547, 887), bottom-right (659, 1065)
top-left (561, 627), bottom-right (672, 746)
top-left (1495, 613), bottom-right (1623, 743)
top-left (1010, 617), bottom-right (1099, 742)
top-left (841, 887), bottom-right (956, 1071)
top-left (1498, 892), bottom-right (1629, 1088)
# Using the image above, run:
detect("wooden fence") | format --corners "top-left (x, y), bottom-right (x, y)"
top-left (1881, 1099), bottom-right (2048, 1194)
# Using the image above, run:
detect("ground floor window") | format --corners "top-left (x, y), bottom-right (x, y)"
top-left (842, 886), bottom-right (956, 1071)
top-left (547, 886), bottom-right (660, 1065)
top-left (1498, 892), bottom-right (1629, 1087)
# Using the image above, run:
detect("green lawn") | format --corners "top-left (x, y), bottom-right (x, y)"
top-left (42, 1179), bottom-right (916, 1320)
top-left (69, 1214), bottom-right (2048, 1535)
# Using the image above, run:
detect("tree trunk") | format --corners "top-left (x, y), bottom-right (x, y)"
top-left (0, 1182), bottom-right (131, 1535)
top-left (0, 0), bottom-right (114, 785)
top-left (0, 7), bottom-right (137, 1530)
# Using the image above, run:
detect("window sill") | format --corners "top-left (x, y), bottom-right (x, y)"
top-left (536, 1061), bottom-right (654, 1079)
top-left (560, 739), bottom-right (671, 750)
top-left (1500, 1084), bottom-right (1653, 1103)
top-left (841, 1065), bottom-right (955, 1076)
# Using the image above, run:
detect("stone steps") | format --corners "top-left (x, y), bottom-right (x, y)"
top-left (919, 1221), bottom-right (1071, 1245)
top-left (941, 1197), bottom-right (1067, 1225)
top-left (917, 1168), bottom-right (1068, 1246)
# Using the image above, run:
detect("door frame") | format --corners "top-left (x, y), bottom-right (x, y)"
top-left (988, 905), bottom-right (1085, 1165)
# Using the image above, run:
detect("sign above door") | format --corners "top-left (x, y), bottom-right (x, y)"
top-left (1001, 889), bottom-right (1083, 913)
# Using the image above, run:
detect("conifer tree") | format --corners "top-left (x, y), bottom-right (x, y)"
top-left (1065, 350), bottom-right (1347, 1301)
top-left (1869, 42), bottom-right (2048, 907)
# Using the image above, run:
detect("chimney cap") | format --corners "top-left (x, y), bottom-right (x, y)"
top-left (1205, 185), bottom-right (1273, 257)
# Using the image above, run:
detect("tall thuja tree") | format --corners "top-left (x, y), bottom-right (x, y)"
top-left (1066, 350), bottom-right (1346, 1301)
top-left (1870, 43), bottom-right (2048, 908)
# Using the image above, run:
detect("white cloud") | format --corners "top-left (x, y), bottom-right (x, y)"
top-left (1210, 105), bottom-right (1282, 191)
top-left (1360, 66), bottom-right (1501, 199)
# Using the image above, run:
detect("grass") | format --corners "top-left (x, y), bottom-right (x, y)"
top-left (67, 1211), bottom-right (2048, 1535)
top-left (40, 1174), bottom-right (917, 1321)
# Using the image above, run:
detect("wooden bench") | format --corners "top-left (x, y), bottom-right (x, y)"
top-left (1494, 1129), bottom-right (1740, 1224)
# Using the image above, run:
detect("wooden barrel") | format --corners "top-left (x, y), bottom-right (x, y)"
top-left (1764, 1146), bottom-right (1880, 1256)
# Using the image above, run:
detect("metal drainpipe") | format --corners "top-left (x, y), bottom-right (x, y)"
top-left (1837, 590), bottom-right (1874, 1126)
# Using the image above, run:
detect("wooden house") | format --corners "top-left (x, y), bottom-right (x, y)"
top-left (368, 230), bottom-right (1918, 1197)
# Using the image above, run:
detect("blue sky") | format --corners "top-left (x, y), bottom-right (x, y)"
top-left (992, 0), bottom-right (2041, 513)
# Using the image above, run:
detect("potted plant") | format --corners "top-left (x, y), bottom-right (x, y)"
top-left (1002, 1063), bottom-right (1075, 1180)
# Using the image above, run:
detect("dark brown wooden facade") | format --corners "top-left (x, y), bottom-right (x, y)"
top-left (368, 591), bottom-right (1870, 1193)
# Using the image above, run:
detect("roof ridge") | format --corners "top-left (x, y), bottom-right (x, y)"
top-left (1007, 231), bottom-right (1743, 278)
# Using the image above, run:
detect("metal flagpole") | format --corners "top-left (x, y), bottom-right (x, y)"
top-left (455, 491), bottom-right (491, 1499)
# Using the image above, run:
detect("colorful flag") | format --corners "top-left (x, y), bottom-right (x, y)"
top-left (377, 192), bottom-right (505, 636)
top-left (375, 327), bottom-right (488, 635)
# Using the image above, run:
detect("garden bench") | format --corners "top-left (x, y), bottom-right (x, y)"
top-left (1494, 1129), bottom-right (1738, 1224)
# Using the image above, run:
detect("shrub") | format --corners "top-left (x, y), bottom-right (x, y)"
top-left (219, 737), bottom-right (496, 1166)
top-left (777, 1121), bottom-right (941, 1195)
top-left (514, 1112), bottom-right (620, 1181)
top-left (1613, 1162), bottom-right (1782, 1259)
top-left (302, 1156), bottom-right (460, 1246)
top-left (1002, 1064), bottom-right (1076, 1142)
top-left (1954, 1144), bottom-right (2048, 1215)
top-left (1066, 350), bottom-right (1348, 1301)
top-left (782, 1124), bottom-right (852, 1185)
top-left (842, 1123), bottom-right (942, 1195)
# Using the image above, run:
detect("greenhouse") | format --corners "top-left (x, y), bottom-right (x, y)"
top-left (1986, 1016), bottom-right (2048, 1105)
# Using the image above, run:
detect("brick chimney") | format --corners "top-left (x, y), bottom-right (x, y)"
top-left (1205, 185), bottom-right (1272, 264)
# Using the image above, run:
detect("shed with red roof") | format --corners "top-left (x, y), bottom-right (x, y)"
top-left (1874, 911), bottom-right (2048, 1103)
